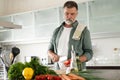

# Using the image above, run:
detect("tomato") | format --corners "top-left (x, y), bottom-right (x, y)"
top-left (35, 74), bottom-right (62, 80)
top-left (35, 75), bottom-right (46, 80)
top-left (64, 59), bottom-right (71, 66)
top-left (46, 74), bottom-right (53, 80)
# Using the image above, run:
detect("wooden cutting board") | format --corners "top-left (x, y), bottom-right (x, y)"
top-left (55, 70), bottom-right (66, 74)
top-left (59, 73), bottom-right (85, 80)
top-left (55, 70), bottom-right (85, 80)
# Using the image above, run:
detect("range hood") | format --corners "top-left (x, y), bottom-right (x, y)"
top-left (0, 21), bottom-right (22, 29)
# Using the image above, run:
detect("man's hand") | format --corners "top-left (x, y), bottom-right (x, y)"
top-left (52, 54), bottom-right (59, 62)
top-left (48, 50), bottom-right (59, 62)
top-left (79, 55), bottom-right (87, 62)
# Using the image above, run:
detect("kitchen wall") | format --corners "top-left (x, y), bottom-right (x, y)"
top-left (90, 37), bottom-right (120, 66)
top-left (16, 42), bottom-right (49, 65)
top-left (14, 36), bottom-right (120, 66)
top-left (1, 0), bottom-right (120, 66)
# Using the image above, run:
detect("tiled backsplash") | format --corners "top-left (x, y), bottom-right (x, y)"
top-left (87, 38), bottom-right (120, 66)
top-left (1, 37), bottom-right (120, 66)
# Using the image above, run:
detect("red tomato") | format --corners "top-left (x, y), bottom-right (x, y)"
top-left (64, 59), bottom-right (71, 66)
top-left (46, 74), bottom-right (53, 80)
top-left (35, 75), bottom-right (46, 80)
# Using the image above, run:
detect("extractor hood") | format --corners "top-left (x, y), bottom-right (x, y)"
top-left (0, 21), bottom-right (22, 29)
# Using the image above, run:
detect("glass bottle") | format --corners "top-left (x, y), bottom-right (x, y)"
top-left (113, 48), bottom-right (120, 64)
top-left (70, 45), bottom-right (78, 72)
top-left (76, 53), bottom-right (82, 71)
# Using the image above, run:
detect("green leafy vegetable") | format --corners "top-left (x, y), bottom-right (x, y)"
top-left (8, 57), bottom-right (57, 80)
top-left (8, 62), bottom-right (25, 80)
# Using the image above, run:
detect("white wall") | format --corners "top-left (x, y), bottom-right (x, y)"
top-left (87, 37), bottom-right (120, 66)
top-left (15, 37), bottom-right (120, 66)
top-left (16, 42), bottom-right (49, 64)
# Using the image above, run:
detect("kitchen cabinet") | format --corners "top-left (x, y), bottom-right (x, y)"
top-left (0, 16), bottom-right (11, 22)
top-left (0, 16), bottom-right (12, 41)
top-left (0, 7), bottom-right (61, 43)
top-left (0, 12), bottom-right (35, 42)
top-left (11, 12), bottom-right (35, 40)
top-left (34, 8), bottom-right (60, 39)
top-left (77, 3), bottom-right (87, 25)
top-left (0, 0), bottom-right (120, 43)
top-left (89, 0), bottom-right (120, 38)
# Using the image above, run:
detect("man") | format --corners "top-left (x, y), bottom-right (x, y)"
top-left (48, 1), bottom-right (93, 70)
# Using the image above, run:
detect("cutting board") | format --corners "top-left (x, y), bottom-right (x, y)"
top-left (55, 70), bottom-right (85, 80)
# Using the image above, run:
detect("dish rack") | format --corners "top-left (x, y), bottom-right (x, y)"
top-left (0, 58), bottom-right (7, 80)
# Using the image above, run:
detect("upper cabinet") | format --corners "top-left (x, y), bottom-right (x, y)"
top-left (0, 7), bottom-right (61, 42)
top-left (77, 3), bottom-right (87, 25)
top-left (0, 16), bottom-right (12, 41)
top-left (13, 12), bottom-right (34, 27)
top-left (0, 16), bottom-right (11, 22)
top-left (89, 0), bottom-right (120, 38)
top-left (0, 12), bottom-right (35, 42)
top-left (34, 8), bottom-right (60, 38)
top-left (0, 0), bottom-right (120, 43)
top-left (11, 12), bottom-right (35, 40)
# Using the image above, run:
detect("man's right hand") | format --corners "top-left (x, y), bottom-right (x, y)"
top-left (51, 54), bottom-right (59, 62)
top-left (48, 50), bottom-right (59, 62)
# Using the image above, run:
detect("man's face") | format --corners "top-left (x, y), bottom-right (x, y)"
top-left (63, 7), bottom-right (78, 25)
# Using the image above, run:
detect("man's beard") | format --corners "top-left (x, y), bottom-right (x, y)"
top-left (65, 19), bottom-right (73, 25)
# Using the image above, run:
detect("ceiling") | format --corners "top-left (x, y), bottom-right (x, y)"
top-left (0, 0), bottom-right (93, 16)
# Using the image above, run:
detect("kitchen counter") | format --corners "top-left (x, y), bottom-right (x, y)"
top-left (48, 64), bottom-right (120, 80)
top-left (87, 66), bottom-right (120, 80)
top-left (87, 69), bottom-right (120, 80)
top-left (87, 66), bottom-right (120, 69)
top-left (55, 67), bottom-right (120, 80)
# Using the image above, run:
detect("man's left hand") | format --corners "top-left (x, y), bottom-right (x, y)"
top-left (79, 55), bottom-right (87, 62)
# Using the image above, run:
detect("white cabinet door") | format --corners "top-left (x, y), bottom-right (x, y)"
top-left (89, 0), bottom-right (120, 34)
top-left (34, 8), bottom-right (60, 38)
top-left (12, 12), bottom-right (35, 40)
top-left (0, 16), bottom-right (12, 41)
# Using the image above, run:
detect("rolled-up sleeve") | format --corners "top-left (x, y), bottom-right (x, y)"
top-left (83, 28), bottom-right (93, 61)
top-left (48, 28), bottom-right (59, 53)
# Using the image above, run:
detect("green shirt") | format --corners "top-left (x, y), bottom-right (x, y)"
top-left (48, 20), bottom-right (93, 70)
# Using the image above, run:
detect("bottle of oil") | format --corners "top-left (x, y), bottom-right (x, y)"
top-left (76, 53), bottom-right (82, 71)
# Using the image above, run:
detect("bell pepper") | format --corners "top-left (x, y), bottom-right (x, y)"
top-left (22, 67), bottom-right (34, 80)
